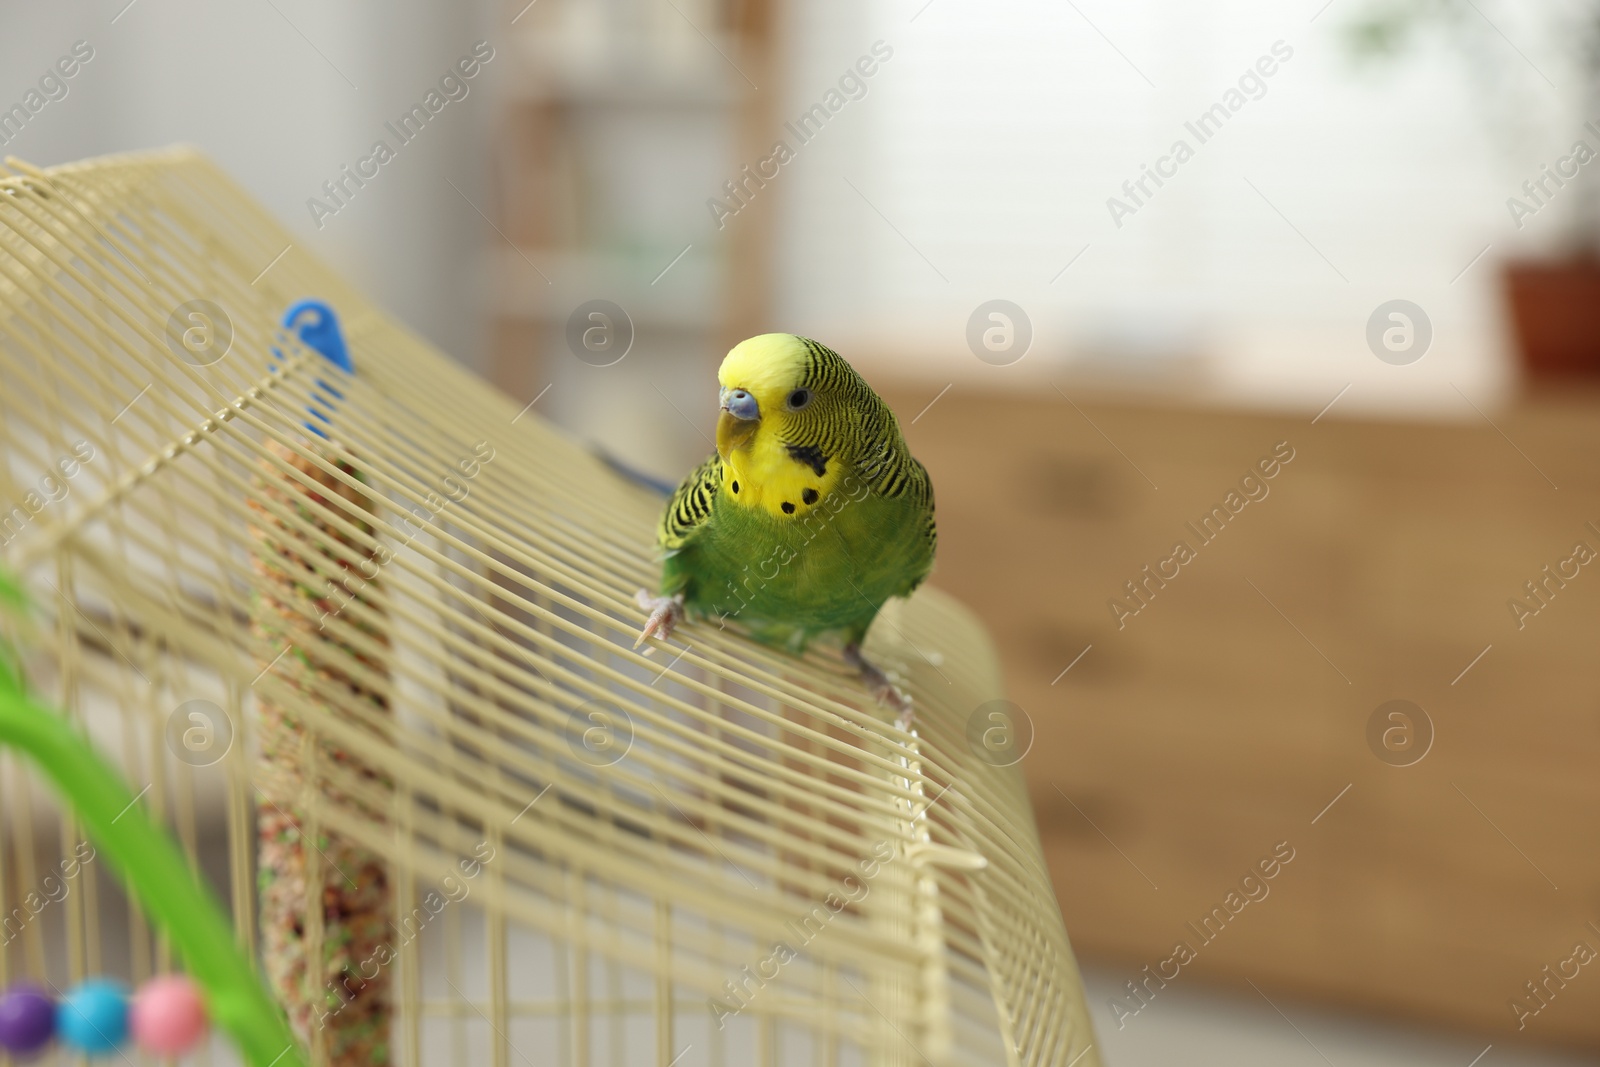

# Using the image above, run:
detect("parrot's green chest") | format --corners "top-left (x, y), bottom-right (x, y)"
top-left (660, 482), bottom-right (932, 650)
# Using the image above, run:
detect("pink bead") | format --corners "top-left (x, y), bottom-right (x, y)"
top-left (130, 976), bottom-right (207, 1055)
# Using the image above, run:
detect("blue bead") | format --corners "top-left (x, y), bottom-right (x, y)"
top-left (58, 980), bottom-right (129, 1054)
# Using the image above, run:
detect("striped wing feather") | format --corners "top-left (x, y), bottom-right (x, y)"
top-left (658, 453), bottom-right (722, 553)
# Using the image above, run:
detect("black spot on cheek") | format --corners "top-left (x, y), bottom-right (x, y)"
top-left (732, 481), bottom-right (739, 494)
top-left (781, 501), bottom-right (796, 514)
top-left (785, 444), bottom-right (828, 478)
top-left (802, 488), bottom-right (819, 505)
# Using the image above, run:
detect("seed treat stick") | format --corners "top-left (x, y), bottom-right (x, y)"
top-left (250, 439), bottom-right (393, 1066)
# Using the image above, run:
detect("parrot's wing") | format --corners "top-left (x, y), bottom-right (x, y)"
top-left (658, 452), bottom-right (723, 554)
top-left (865, 436), bottom-right (938, 574)
top-left (908, 457), bottom-right (937, 567)
top-left (893, 456), bottom-right (937, 594)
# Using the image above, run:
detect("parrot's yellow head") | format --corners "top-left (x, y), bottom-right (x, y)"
top-left (714, 333), bottom-right (868, 518)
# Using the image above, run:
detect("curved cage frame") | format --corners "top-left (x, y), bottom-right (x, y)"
top-left (0, 148), bottom-right (1099, 1067)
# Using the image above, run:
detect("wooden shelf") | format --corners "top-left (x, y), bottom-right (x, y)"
top-left (485, 247), bottom-right (720, 327)
top-left (486, 0), bottom-right (776, 399)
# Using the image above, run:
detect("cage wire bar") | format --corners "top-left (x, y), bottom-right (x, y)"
top-left (0, 148), bottom-right (1101, 1067)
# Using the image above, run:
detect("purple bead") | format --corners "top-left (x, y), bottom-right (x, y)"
top-left (0, 984), bottom-right (56, 1054)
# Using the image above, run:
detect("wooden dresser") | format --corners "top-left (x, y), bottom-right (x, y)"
top-left (887, 383), bottom-right (1600, 1051)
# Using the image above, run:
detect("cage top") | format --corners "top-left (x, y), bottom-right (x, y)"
top-left (0, 148), bottom-right (1099, 1067)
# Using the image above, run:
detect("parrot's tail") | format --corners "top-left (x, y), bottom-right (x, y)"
top-left (596, 447), bottom-right (678, 497)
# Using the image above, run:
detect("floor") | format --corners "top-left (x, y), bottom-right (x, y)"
top-left (1080, 967), bottom-right (1596, 1067)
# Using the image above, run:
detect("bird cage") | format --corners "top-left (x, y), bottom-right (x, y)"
top-left (0, 148), bottom-right (1100, 1066)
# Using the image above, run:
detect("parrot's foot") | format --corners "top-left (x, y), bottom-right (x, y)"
top-left (844, 643), bottom-right (911, 726)
top-left (633, 591), bottom-right (684, 649)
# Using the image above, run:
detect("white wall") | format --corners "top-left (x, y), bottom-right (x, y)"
top-left (0, 0), bottom-right (500, 371)
top-left (5, 0), bottom-right (1589, 417)
top-left (772, 0), bottom-right (1594, 415)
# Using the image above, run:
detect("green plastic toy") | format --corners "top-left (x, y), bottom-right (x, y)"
top-left (0, 569), bottom-right (306, 1067)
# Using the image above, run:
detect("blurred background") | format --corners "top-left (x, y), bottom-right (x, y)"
top-left (5, 0), bottom-right (1600, 1062)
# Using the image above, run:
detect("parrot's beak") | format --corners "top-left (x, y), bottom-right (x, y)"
top-left (716, 410), bottom-right (759, 458)
top-left (716, 388), bottom-right (760, 459)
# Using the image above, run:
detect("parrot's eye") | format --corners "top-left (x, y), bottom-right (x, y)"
top-left (786, 389), bottom-right (812, 411)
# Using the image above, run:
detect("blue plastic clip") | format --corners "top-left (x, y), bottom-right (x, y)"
top-left (272, 299), bottom-right (352, 439)
top-left (283, 299), bottom-right (352, 372)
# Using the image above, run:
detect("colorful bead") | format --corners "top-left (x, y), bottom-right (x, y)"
top-left (0, 985), bottom-right (55, 1055)
top-left (58, 979), bottom-right (129, 1054)
top-left (131, 975), bottom-right (207, 1054)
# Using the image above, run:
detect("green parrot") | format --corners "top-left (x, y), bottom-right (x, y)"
top-left (634, 333), bottom-right (936, 712)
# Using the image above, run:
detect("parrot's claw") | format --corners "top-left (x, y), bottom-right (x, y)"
top-left (633, 591), bottom-right (684, 649)
top-left (844, 644), bottom-right (912, 726)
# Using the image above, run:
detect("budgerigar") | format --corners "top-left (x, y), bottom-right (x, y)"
top-left (634, 334), bottom-right (936, 714)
